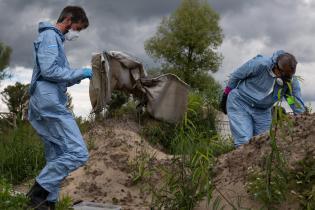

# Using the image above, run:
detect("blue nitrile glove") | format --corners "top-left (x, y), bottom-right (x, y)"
top-left (82, 68), bottom-right (93, 79)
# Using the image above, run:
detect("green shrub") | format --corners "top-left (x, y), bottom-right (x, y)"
top-left (151, 115), bottom-right (216, 210)
top-left (107, 98), bottom-right (139, 119)
top-left (75, 116), bottom-right (92, 134)
top-left (128, 148), bottom-right (154, 185)
top-left (141, 119), bottom-right (177, 152)
top-left (141, 90), bottom-right (219, 153)
top-left (246, 166), bottom-right (288, 206)
top-left (107, 91), bottom-right (129, 112)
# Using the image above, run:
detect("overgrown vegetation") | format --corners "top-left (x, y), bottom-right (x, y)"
top-left (149, 113), bottom-right (232, 210)
top-left (0, 177), bottom-right (74, 210)
top-left (0, 121), bottom-right (45, 184)
top-left (141, 90), bottom-right (222, 153)
top-left (0, 116), bottom-right (91, 209)
top-left (125, 87), bottom-right (233, 209)
top-left (107, 91), bottom-right (129, 113)
top-left (120, 87), bottom-right (233, 210)
top-left (0, 178), bottom-right (29, 210)
top-left (107, 98), bottom-right (138, 119)
top-left (290, 154), bottom-right (315, 210)
top-left (246, 83), bottom-right (315, 209)
top-left (150, 120), bottom-right (214, 209)
top-left (128, 148), bottom-right (155, 185)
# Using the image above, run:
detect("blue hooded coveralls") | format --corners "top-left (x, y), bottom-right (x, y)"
top-left (28, 22), bottom-right (89, 202)
top-left (226, 50), bottom-right (305, 147)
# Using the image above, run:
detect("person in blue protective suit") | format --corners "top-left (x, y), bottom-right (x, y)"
top-left (219, 50), bottom-right (305, 148)
top-left (27, 6), bottom-right (92, 210)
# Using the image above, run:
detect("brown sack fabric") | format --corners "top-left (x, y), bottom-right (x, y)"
top-left (141, 74), bottom-right (189, 123)
top-left (89, 51), bottom-right (189, 123)
top-left (89, 53), bottom-right (110, 113)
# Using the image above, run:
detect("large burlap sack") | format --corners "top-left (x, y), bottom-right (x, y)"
top-left (142, 74), bottom-right (189, 123)
top-left (89, 51), bottom-right (189, 123)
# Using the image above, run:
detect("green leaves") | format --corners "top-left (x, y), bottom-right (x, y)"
top-left (0, 178), bottom-right (29, 210)
top-left (149, 91), bottom-right (234, 209)
top-left (145, 0), bottom-right (223, 91)
top-left (1, 82), bottom-right (30, 120)
top-left (0, 122), bottom-right (45, 184)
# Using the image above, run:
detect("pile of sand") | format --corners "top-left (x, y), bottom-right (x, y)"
top-left (61, 118), bottom-right (170, 210)
top-left (61, 113), bottom-right (315, 210)
top-left (196, 113), bottom-right (315, 210)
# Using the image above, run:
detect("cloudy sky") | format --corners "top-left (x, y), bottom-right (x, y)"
top-left (1, 0), bottom-right (315, 117)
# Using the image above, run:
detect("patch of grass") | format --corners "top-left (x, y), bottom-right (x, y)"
top-left (56, 195), bottom-right (74, 210)
top-left (128, 148), bottom-right (155, 185)
top-left (0, 178), bottom-right (75, 210)
top-left (290, 154), bottom-right (315, 209)
top-left (0, 178), bottom-right (29, 210)
top-left (246, 165), bottom-right (288, 206)
top-left (0, 121), bottom-right (45, 184)
top-left (150, 115), bottom-right (216, 210)
top-left (76, 116), bottom-right (92, 134)
top-left (86, 137), bottom-right (97, 151)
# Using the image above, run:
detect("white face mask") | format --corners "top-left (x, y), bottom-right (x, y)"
top-left (65, 29), bottom-right (80, 41)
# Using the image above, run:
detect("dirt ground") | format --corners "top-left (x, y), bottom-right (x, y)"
top-left (61, 118), bottom-right (170, 210)
top-left (60, 113), bottom-right (315, 210)
top-left (196, 113), bottom-right (315, 210)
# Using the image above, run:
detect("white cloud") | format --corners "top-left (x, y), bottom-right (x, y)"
top-left (213, 35), bottom-right (270, 84)
top-left (67, 79), bottom-right (92, 118)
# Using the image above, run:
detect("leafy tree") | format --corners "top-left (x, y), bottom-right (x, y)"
top-left (145, 0), bottom-right (223, 91)
top-left (1, 82), bottom-right (29, 120)
top-left (0, 42), bottom-right (12, 80)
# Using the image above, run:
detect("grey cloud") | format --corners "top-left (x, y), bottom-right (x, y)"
top-left (0, 0), bottom-right (182, 69)
top-left (1, 0), bottom-right (315, 104)
top-left (217, 0), bottom-right (315, 63)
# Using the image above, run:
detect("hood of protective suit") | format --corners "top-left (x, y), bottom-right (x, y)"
top-left (38, 21), bottom-right (65, 42)
top-left (271, 50), bottom-right (287, 64)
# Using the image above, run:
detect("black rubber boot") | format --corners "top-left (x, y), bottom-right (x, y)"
top-left (46, 201), bottom-right (56, 210)
top-left (26, 181), bottom-right (49, 210)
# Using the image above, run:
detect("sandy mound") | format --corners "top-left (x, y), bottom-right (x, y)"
top-left (62, 113), bottom-right (315, 210)
top-left (61, 118), bottom-right (170, 210)
top-left (196, 113), bottom-right (315, 210)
